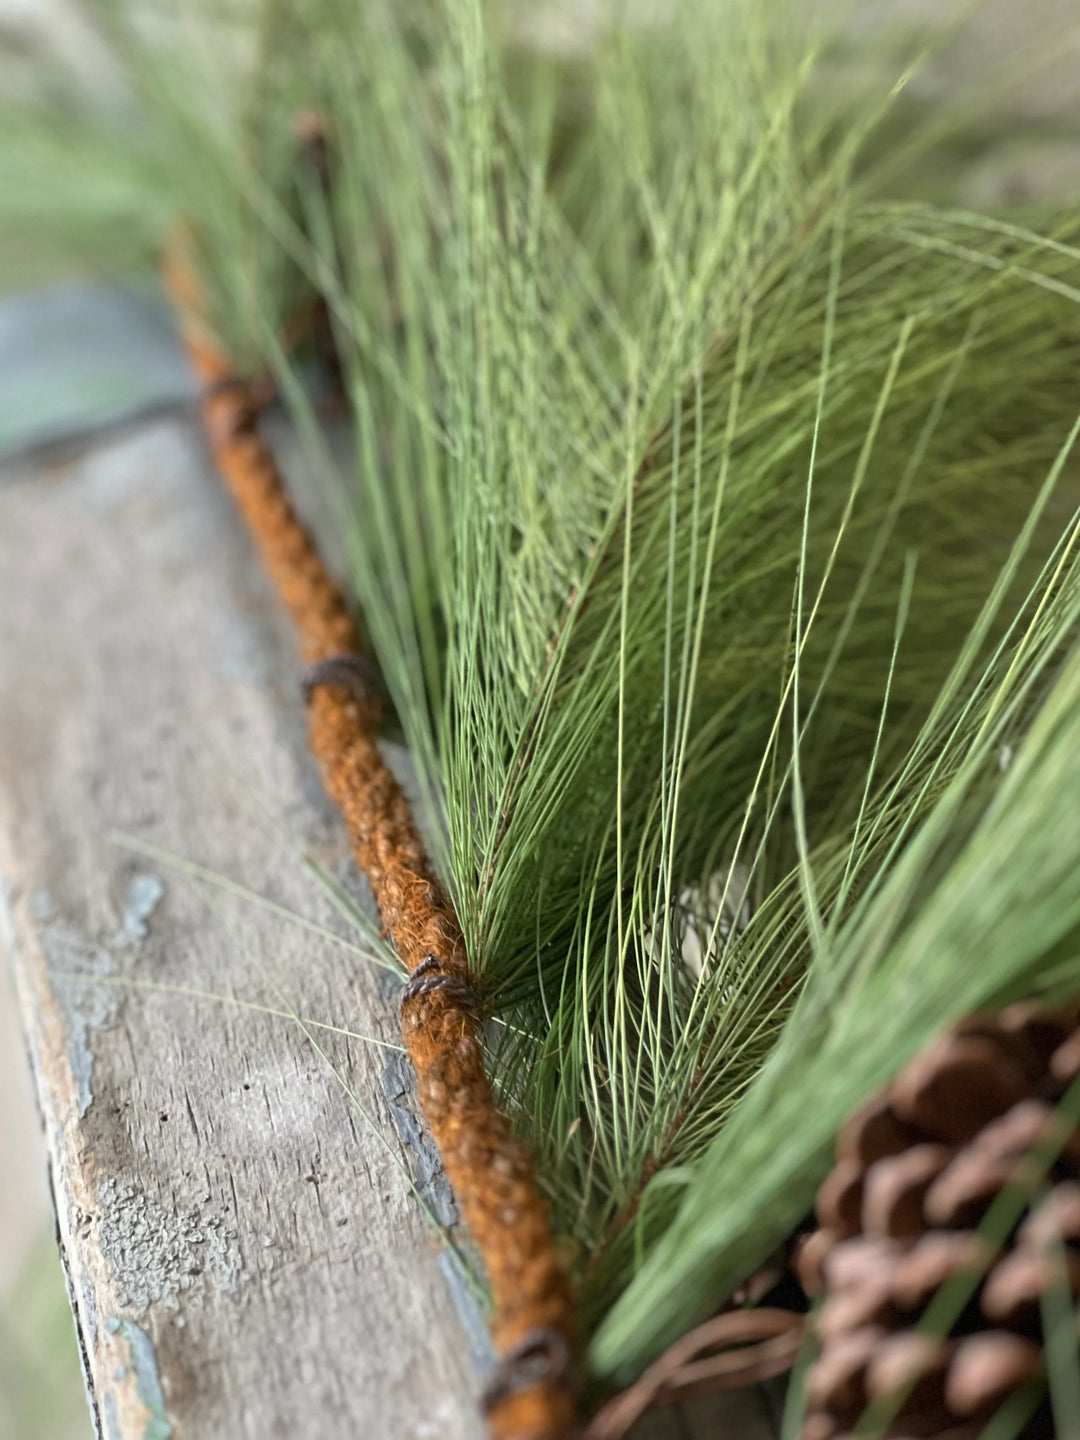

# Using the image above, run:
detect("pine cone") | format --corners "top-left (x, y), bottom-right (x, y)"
top-left (796, 1001), bottom-right (1080, 1440)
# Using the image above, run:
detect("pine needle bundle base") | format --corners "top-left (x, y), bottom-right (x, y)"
top-left (164, 240), bottom-right (577, 1440)
top-left (797, 1002), bottom-right (1080, 1440)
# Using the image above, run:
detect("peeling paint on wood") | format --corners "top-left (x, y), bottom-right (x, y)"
top-left (104, 1318), bottom-right (173, 1440)
top-left (95, 1180), bottom-right (241, 1312)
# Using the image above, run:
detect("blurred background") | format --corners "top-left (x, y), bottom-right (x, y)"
top-left (0, 2), bottom-right (1077, 1437)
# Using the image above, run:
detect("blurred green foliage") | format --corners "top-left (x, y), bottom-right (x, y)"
top-left (0, 1233), bottom-right (91, 1440)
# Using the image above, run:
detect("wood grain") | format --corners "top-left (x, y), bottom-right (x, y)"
top-left (0, 416), bottom-right (778, 1440)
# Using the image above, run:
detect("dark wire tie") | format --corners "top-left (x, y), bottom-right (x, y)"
top-left (481, 1327), bottom-right (576, 1414)
top-left (400, 954), bottom-right (482, 1018)
top-left (301, 652), bottom-right (379, 708)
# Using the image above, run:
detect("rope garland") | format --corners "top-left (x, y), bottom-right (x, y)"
top-left (164, 243), bottom-right (577, 1440)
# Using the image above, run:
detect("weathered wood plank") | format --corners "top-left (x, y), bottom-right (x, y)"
top-left (0, 418), bottom-right (486, 1440)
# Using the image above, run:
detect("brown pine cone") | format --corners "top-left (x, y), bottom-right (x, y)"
top-left (795, 1001), bottom-right (1080, 1440)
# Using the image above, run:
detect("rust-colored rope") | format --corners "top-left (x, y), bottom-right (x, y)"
top-left (164, 243), bottom-right (577, 1440)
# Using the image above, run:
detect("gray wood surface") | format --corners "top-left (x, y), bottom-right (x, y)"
top-left (0, 415), bottom-right (777, 1440)
top-left (0, 418), bottom-right (487, 1440)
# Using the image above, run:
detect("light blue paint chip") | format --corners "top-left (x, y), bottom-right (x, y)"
top-left (42, 871), bottom-right (164, 1116)
top-left (105, 1318), bottom-right (173, 1440)
top-left (437, 1250), bottom-right (494, 1376)
top-left (38, 893), bottom-right (116, 1119)
top-left (381, 1051), bottom-right (457, 1227)
top-left (121, 873), bottom-right (164, 940)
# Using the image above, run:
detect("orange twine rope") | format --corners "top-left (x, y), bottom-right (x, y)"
top-left (164, 242), bottom-right (577, 1440)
